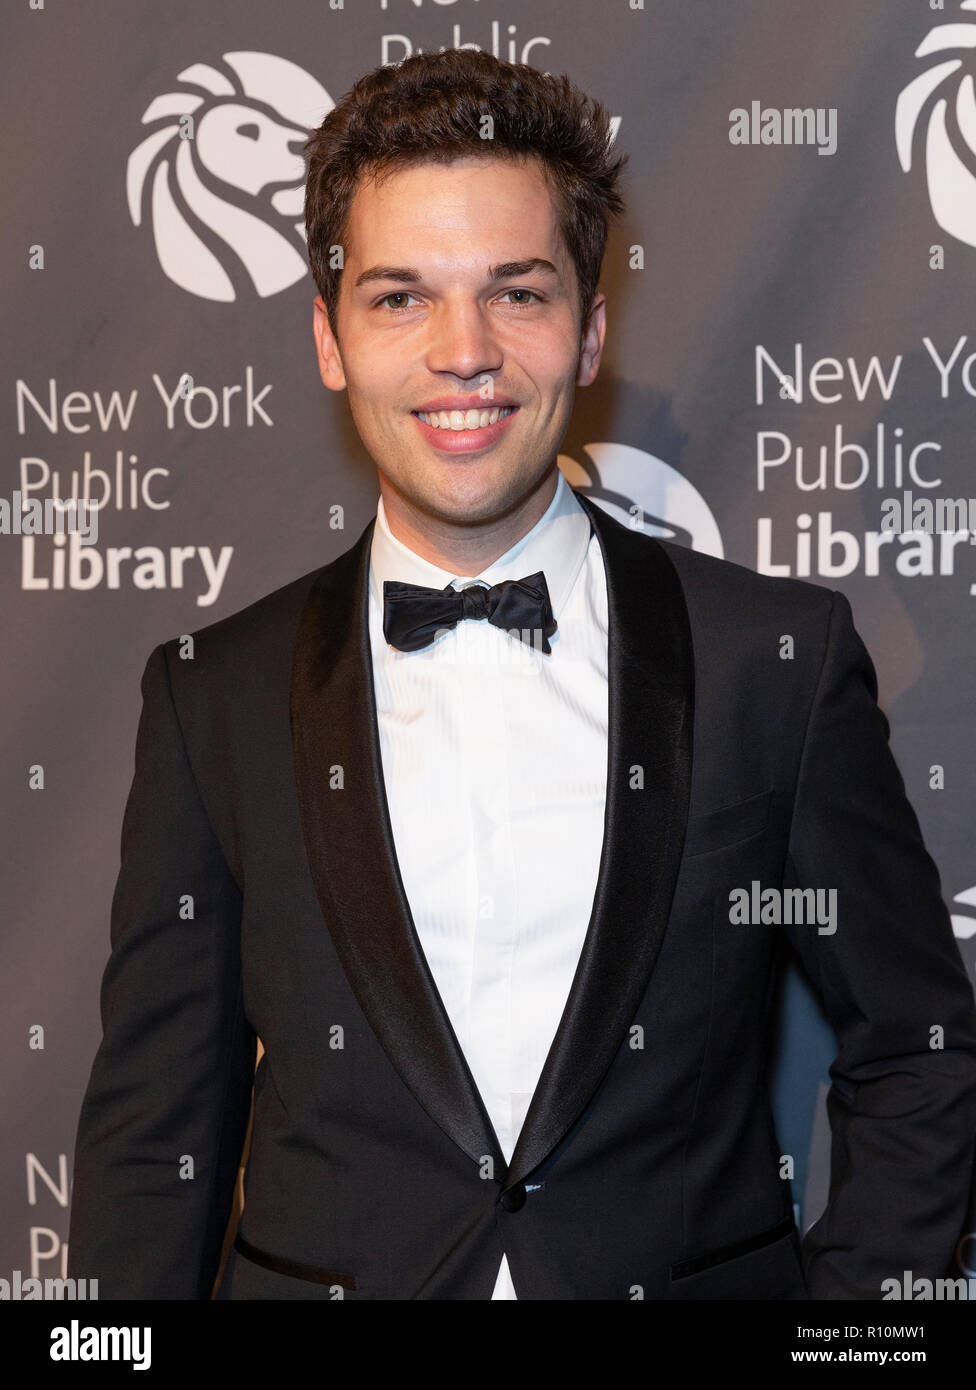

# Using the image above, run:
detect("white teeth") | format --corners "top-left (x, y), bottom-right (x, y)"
top-left (417, 406), bottom-right (515, 430)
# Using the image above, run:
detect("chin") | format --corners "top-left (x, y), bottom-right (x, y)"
top-left (414, 472), bottom-right (513, 511)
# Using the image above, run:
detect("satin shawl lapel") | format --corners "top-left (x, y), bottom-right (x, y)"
top-left (502, 491), bottom-right (694, 1192)
top-left (290, 521), bottom-right (505, 1175)
top-left (289, 490), bottom-right (694, 1191)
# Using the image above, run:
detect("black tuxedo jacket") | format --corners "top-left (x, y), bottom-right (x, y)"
top-left (67, 487), bottom-right (976, 1300)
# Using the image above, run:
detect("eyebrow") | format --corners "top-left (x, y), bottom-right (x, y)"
top-left (353, 258), bottom-right (560, 289)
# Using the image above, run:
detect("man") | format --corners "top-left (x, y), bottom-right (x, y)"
top-left (67, 49), bottom-right (976, 1300)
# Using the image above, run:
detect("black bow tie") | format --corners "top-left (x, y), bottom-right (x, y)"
top-left (383, 571), bottom-right (557, 654)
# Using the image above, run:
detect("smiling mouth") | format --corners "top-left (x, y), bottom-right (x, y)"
top-left (413, 405), bottom-right (517, 432)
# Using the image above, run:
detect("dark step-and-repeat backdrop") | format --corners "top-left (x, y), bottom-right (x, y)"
top-left (3, 0), bottom-right (974, 1305)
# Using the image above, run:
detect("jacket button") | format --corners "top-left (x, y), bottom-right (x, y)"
top-left (500, 1183), bottom-right (526, 1212)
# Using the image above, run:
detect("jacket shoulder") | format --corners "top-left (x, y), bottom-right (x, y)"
top-left (156, 564), bottom-right (328, 679)
top-left (650, 535), bottom-right (837, 623)
top-left (156, 514), bottom-right (371, 678)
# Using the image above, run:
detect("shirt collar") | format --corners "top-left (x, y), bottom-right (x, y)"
top-left (368, 468), bottom-right (592, 620)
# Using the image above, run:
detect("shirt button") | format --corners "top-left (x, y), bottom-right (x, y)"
top-left (499, 1183), bottom-right (526, 1212)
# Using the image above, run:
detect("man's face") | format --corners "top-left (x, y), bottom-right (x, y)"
top-left (313, 154), bottom-right (605, 530)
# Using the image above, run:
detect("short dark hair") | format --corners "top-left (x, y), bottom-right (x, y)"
top-left (304, 50), bottom-right (627, 342)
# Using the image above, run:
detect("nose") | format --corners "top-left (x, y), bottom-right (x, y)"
top-left (425, 296), bottom-right (503, 382)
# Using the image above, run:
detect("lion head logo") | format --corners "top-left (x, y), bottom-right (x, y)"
top-left (559, 443), bottom-right (724, 557)
top-left (950, 885), bottom-right (976, 939)
top-left (896, 2), bottom-right (976, 249)
top-left (126, 51), bottom-right (333, 301)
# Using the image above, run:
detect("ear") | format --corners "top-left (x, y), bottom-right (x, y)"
top-left (576, 292), bottom-right (607, 388)
top-left (313, 296), bottom-right (346, 391)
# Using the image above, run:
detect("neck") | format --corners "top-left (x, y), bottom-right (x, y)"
top-left (378, 468), bottom-right (560, 575)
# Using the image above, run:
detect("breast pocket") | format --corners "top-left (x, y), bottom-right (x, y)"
top-left (216, 1233), bottom-right (358, 1300)
top-left (670, 1215), bottom-right (809, 1299)
top-left (682, 788), bottom-right (772, 859)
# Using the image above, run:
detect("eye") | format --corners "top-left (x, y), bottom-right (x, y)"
top-left (378, 291), bottom-right (421, 313)
top-left (375, 288), bottom-right (543, 314)
top-left (499, 288), bottom-right (542, 308)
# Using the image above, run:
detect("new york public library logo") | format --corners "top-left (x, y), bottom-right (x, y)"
top-left (127, 52), bottom-right (331, 302)
top-left (896, 1), bottom-right (976, 251)
top-left (728, 881), bottom-right (837, 935)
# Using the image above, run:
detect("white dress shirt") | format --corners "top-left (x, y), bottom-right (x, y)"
top-left (367, 468), bottom-right (609, 1299)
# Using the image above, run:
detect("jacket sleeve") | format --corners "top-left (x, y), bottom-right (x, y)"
top-left (67, 641), bottom-right (256, 1298)
top-left (782, 589), bottom-right (976, 1300)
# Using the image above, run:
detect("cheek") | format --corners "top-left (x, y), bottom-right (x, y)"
top-left (346, 370), bottom-right (390, 418)
top-left (517, 335), bottom-right (581, 392)
top-left (345, 392), bottom-right (385, 445)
